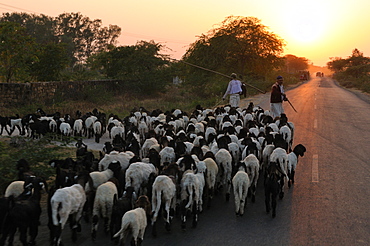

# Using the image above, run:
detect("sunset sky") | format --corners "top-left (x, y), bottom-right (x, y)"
top-left (1, 0), bottom-right (369, 67)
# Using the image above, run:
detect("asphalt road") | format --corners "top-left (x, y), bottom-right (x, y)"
top-left (3, 77), bottom-right (370, 246)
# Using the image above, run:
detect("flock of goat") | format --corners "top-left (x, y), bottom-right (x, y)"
top-left (0, 103), bottom-right (306, 246)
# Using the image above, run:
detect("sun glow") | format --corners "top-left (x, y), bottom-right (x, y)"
top-left (281, 0), bottom-right (330, 44)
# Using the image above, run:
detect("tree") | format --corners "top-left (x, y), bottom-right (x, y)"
top-left (327, 57), bottom-right (348, 73)
top-left (284, 54), bottom-right (309, 73)
top-left (55, 12), bottom-right (121, 64)
top-left (328, 49), bottom-right (370, 76)
top-left (0, 12), bottom-right (122, 80)
top-left (183, 16), bottom-right (285, 78)
top-left (0, 12), bottom-right (58, 45)
top-left (0, 22), bottom-right (37, 82)
top-left (88, 40), bottom-right (170, 93)
top-left (29, 42), bottom-right (70, 81)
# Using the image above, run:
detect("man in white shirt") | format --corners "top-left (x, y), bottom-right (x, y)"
top-left (223, 73), bottom-right (243, 108)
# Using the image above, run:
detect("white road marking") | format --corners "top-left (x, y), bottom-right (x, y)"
top-left (314, 105), bottom-right (317, 110)
top-left (312, 154), bottom-right (319, 182)
top-left (314, 119), bottom-right (317, 128)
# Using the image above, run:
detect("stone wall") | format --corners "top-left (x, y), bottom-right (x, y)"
top-left (0, 80), bottom-right (122, 108)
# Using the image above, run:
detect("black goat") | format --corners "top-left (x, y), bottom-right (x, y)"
top-left (264, 161), bottom-right (285, 218)
top-left (49, 158), bottom-right (78, 188)
top-left (0, 116), bottom-right (9, 135)
top-left (0, 176), bottom-right (46, 246)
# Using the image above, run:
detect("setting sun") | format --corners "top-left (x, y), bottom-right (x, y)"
top-left (279, 0), bottom-right (330, 44)
top-left (284, 14), bottom-right (327, 44)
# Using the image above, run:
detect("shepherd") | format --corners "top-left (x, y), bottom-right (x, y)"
top-left (222, 73), bottom-right (243, 108)
top-left (270, 75), bottom-right (288, 119)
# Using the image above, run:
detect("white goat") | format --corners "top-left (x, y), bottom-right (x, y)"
top-left (140, 137), bottom-right (158, 159)
top-left (85, 116), bottom-right (97, 138)
top-left (91, 180), bottom-right (118, 240)
top-left (110, 126), bottom-right (125, 140)
top-left (98, 151), bottom-right (135, 171)
top-left (50, 183), bottom-right (86, 245)
top-left (86, 165), bottom-right (118, 193)
top-left (203, 157), bottom-right (218, 208)
top-left (59, 122), bottom-right (71, 136)
top-left (159, 147), bottom-right (176, 167)
top-left (125, 162), bottom-right (157, 196)
top-left (242, 154), bottom-right (260, 203)
top-left (228, 142), bottom-right (241, 164)
top-left (4, 181), bottom-right (25, 198)
top-left (151, 175), bottom-right (176, 236)
top-left (93, 121), bottom-right (102, 143)
top-left (138, 117), bottom-right (149, 144)
top-left (232, 170), bottom-right (251, 216)
top-left (180, 170), bottom-right (201, 230)
top-left (279, 125), bottom-right (292, 152)
top-left (261, 144), bottom-right (275, 172)
top-left (113, 207), bottom-right (147, 246)
top-left (73, 119), bottom-right (83, 136)
top-left (195, 161), bottom-right (206, 212)
top-left (214, 148), bottom-right (233, 201)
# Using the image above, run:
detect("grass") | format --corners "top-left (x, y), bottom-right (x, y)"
top-left (0, 135), bottom-right (78, 192)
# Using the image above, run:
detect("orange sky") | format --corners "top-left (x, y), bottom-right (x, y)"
top-left (1, 0), bottom-right (370, 67)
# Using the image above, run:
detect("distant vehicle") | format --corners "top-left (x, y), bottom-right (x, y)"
top-left (299, 70), bottom-right (310, 81)
top-left (316, 72), bottom-right (324, 77)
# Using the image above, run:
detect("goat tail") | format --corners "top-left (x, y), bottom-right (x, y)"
top-left (51, 200), bottom-right (62, 226)
top-left (152, 189), bottom-right (162, 224)
top-left (113, 218), bottom-right (130, 238)
top-left (238, 182), bottom-right (244, 201)
top-left (185, 184), bottom-right (194, 209)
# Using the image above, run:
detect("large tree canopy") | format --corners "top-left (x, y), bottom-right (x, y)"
top-left (183, 16), bottom-right (285, 77)
top-left (0, 12), bottom-right (121, 66)
top-left (284, 54), bottom-right (309, 73)
top-left (88, 40), bottom-right (171, 93)
top-left (55, 12), bottom-right (121, 64)
top-left (0, 22), bottom-right (37, 82)
top-left (0, 12), bottom-right (57, 45)
top-left (327, 48), bottom-right (370, 77)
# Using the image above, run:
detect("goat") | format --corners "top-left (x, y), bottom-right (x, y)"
top-left (270, 147), bottom-right (288, 199)
top-left (287, 144), bottom-right (307, 187)
top-left (214, 148), bottom-right (232, 201)
top-left (110, 187), bottom-right (137, 240)
top-left (0, 176), bottom-right (46, 246)
top-left (50, 173), bottom-right (89, 245)
top-left (264, 161), bottom-right (285, 218)
top-left (242, 154), bottom-right (260, 203)
top-left (151, 175), bottom-right (176, 237)
top-left (91, 179), bottom-right (119, 241)
top-left (125, 162), bottom-right (157, 197)
top-left (232, 170), bottom-right (251, 216)
top-left (113, 195), bottom-right (151, 246)
top-left (180, 170), bottom-right (201, 231)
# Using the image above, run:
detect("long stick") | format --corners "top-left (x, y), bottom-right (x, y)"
top-left (212, 99), bottom-right (224, 108)
top-left (286, 99), bottom-right (298, 113)
top-left (170, 58), bottom-right (266, 94)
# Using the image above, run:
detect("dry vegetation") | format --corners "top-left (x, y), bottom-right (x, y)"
top-left (0, 84), bottom-right (218, 117)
